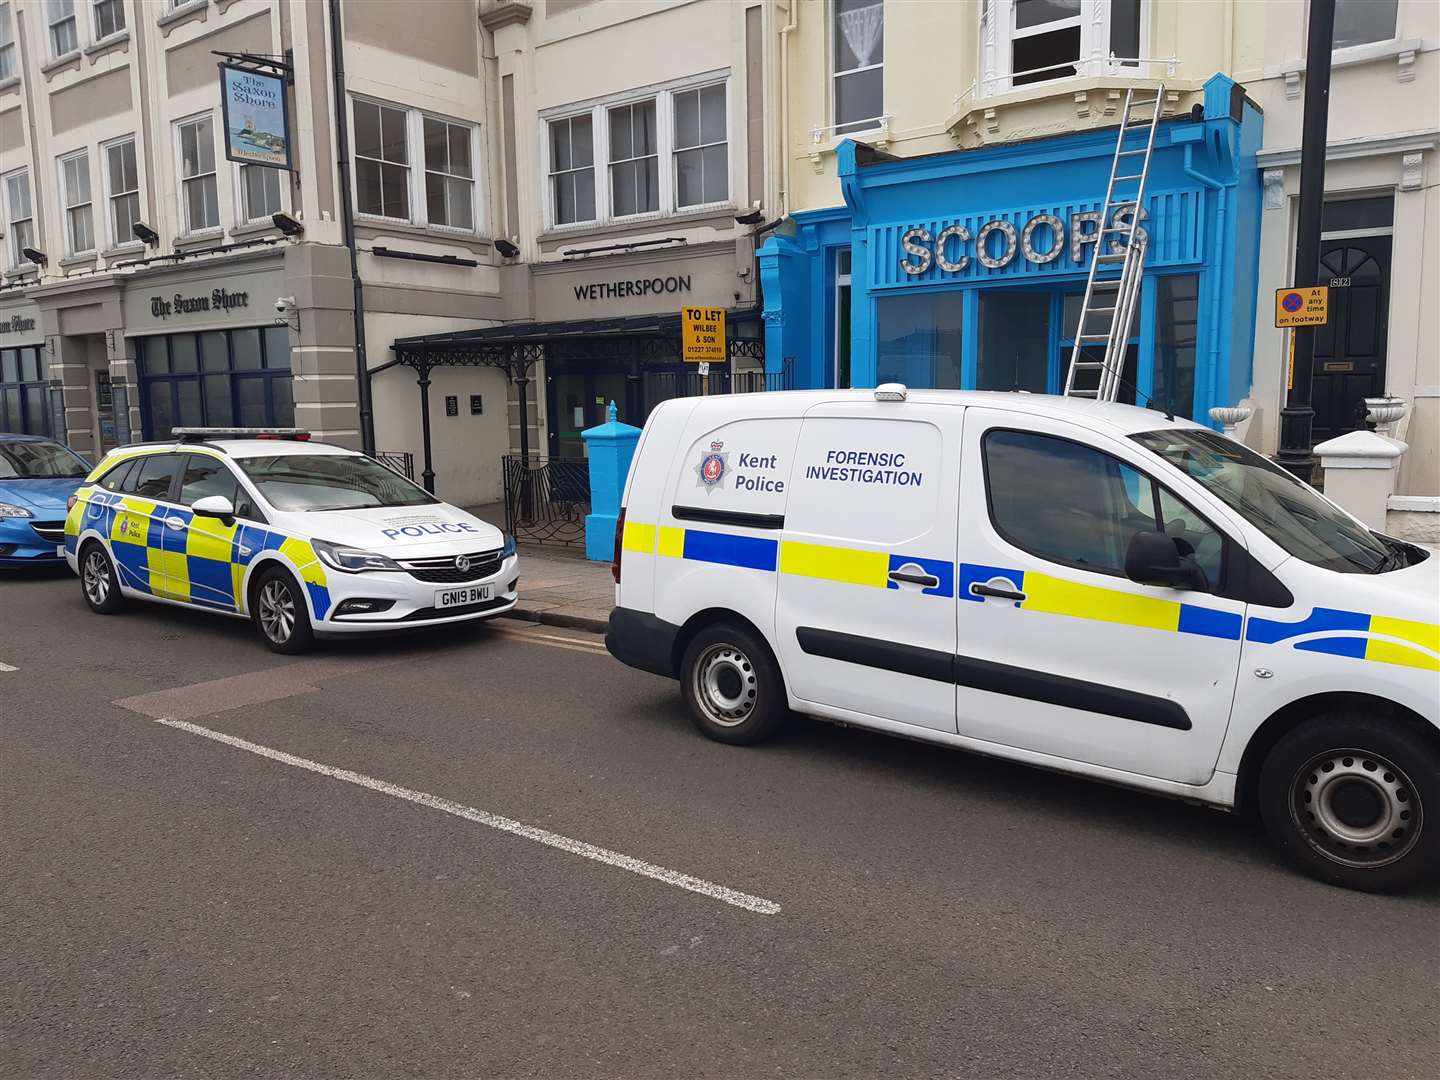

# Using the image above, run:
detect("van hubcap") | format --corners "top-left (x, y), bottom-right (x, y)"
top-left (83, 550), bottom-right (109, 605)
top-left (693, 643), bottom-right (757, 727)
top-left (1291, 749), bottom-right (1421, 868)
top-left (258, 580), bottom-right (296, 643)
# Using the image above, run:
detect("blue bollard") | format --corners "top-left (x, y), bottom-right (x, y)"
top-left (581, 401), bottom-right (642, 562)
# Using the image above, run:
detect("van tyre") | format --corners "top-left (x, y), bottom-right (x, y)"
top-left (680, 623), bottom-right (788, 745)
top-left (252, 566), bottom-right (316, 654)
top-left (1258, 712), bottom-right (1440, 893)
top-left (80, 542), bottom-right (126, 614)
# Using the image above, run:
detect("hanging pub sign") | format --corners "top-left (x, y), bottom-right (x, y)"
top-left (218, 64), bottom-right (292, 170)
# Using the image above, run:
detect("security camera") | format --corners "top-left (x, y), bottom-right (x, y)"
top-left (275, 295), bottom-right (296, 315)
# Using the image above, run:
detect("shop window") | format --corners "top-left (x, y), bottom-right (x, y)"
top-left (2, 169), bottom-right (34, 268)
top-left (58, 149), bottom-right (94, 255)
top-left (834, 248), bottom-right (852, 389)
top-left (91, 0), bottom-right (123, 40)
top-left (876, 292), bottom-right (963, 390)
top-left (1061, 290), bottom-right (1139, 404)
top-left (548, 113), bottom-right (595, 225)
top-left (354, 99), bottom-right (411, 221)
top-left (423, 116), bottom-right (475, 230)
top-left (104, 137), bottom-right (140, 247)
top-left (1153, 274), bottom-right (1199, 420)
top-left (0, 346), bottom-right (49, 436)
top-left (979, 291), bottom-right (1051, 392)
top-left (1333, 0), bottom-right (1397, 50)
top-left (609, 100), bottom-right (658, 217)
top-left (177, 115), bottom-right (219, 233)
top-left (833, 0), bottom-right (884, 134)
top-left (240, 165), bottom-right (283, 224)
top-left (136, 329), bottom-right (293, 439)
top-left (984, 0), bottom-right (1144, 92)
top-left (673, 84), bottom-right (728, 208)
top-left (47, 0), bottom-right (77, 57)
top-left (0, 5), bottom-right (16, 82)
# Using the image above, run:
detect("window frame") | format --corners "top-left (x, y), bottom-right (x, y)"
top-left (1329, 0), bottom-right (1399, 55)
top-left (980, 425), bottom-right (1229, 593)
top-left (831, 0), bottom-right (886, 136)
top-left (421, 112), bottom-right (479, 232)
top-left (2, 167), bottom-right (36, 269)
top-left (234, 161), bottom-right (287, 225)
top-left (671, 81), bottom-right (730, 212)
top-left (351, 96), bottom-right (413, 224)
top-left (89, 0), bottom-right (124, 42)
top-left (0, 4), bottom-right (17, 83)
top-left (349, 97), bottom-right (481, 232)
top-left (983, 0), bottom-right (1151, 96)
top-left (174, 112), bottom-right (221, 235)
top-left (540, 73), bottom-right (732, 232)
top-left (57, 147), bottom-right (95, 256)
top-left (606, 98), bottom-right (660, 221)
top-left (101, 134), bottom-right (142, 250)
top-left (47, 0), bottom-right (80, 59)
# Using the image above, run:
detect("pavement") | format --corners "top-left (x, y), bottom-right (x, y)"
top-left (3, 566), bottom-right (1439, 1079)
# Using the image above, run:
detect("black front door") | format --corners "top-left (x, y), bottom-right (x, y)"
top-left (1312, 235), bottom-right (1391, 441)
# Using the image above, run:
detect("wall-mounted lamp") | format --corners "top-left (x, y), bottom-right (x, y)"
top-left (21, 247), bottom-right (47, 267)
top-left (132, 222), bottom-right (160, 247)
top-left (734, 208), bottom-right (765, 226)
top-left (272, 212), bottom-right (305, 237)
top-left (495, 238), bottom-right (519, 259)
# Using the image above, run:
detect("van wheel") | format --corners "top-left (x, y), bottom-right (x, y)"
top-left (1258, 712), bottom-right (1440, 893)
top-left (252, 566), bottom-right (316, 654)
top-left (80, 542), bottom-right (126, 614)
top-left (680, 623), bottom-right (789, 745)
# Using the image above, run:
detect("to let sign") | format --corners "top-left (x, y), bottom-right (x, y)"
top-left (1275, 286), bottom-right (1328, 328)
top-left (682, 306), bottom-right (726, 363)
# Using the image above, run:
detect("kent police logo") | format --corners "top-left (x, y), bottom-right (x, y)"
top-left (696, 440), bottom-right (727, 492)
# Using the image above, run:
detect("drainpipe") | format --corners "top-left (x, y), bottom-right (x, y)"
top-left (328, 0), bottom-right (376, 455)
top-left (1184, 144), bottom-right (1227, 422)
top-left (778, 1), bottom-right (798, 217)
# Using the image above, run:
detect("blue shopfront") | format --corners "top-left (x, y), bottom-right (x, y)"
top-left (758, 74), bottom-right (1263, 424)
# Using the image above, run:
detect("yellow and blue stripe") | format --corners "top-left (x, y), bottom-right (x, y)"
top-left (1248, 608), bottom-right (1439, 672)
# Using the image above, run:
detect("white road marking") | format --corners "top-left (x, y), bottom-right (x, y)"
top-left (494, 625), bottom-right (608, 653)
top-left (0, 662), bottom-right (17, 672)
top-left (154, 717), bottom-right (781, 917)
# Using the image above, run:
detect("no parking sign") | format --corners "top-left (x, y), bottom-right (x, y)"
top-left (1275, 286), bottom-right (1328, 327)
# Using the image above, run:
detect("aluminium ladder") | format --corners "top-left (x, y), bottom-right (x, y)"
top-left (1063, 86), bottom-right (1165, 403)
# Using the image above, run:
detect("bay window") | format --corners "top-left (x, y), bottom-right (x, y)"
top-left (982, 0), bottom-right (1146, 93)
top-left (833, 0), bottom-right (884, 134)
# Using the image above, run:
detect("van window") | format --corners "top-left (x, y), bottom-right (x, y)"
top-left (788, 417), bottom-right (942, 543)
top-left (985, 429), bottom-right (1223, 587)
top-left (671, 418), bottom-right (800, 524)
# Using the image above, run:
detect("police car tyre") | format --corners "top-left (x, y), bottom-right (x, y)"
top-left (252, 566), bottom-right (316, 654)
top-left (1258, 713), bottom-right (1440, 893)
top-left (79, 542), bottom-right (127, 614)
top-left (680, 623), bottom-right (789, 745)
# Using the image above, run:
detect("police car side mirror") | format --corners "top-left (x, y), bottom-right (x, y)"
top-left (1125, 530), bottom-right (1205, 591)
top-left (191, 495), bottom-right (235, 522)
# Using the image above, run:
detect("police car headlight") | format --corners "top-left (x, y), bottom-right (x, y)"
top-left (0, 503), bottom-right (33, 519)
top-left (313, 538), bottom-right (403, 573)
top-left (500, 532), bottom-right (516, 558)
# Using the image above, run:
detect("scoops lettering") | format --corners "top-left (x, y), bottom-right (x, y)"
top-left (805, 450), bottom-right (923, 487)
top-left (380, 521), bottom-right (480, 541)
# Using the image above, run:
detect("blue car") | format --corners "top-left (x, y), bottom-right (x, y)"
top-left (0, 434), bottom-right (93, 567)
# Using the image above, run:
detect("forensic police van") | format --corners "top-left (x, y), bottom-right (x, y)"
top-left (605, 387), bottom-right (1440, 892)
top-left (64, 429), bottom-right (518, 653)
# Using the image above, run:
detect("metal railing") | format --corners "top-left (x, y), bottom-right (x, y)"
top-left (502, 454), bottom-right (590, 548)
top-left (374, 450), bottom-right (415, 480)
top-left (958, 53), bottom-right (1178, 108)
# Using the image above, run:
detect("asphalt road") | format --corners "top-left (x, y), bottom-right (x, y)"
top-left (2, 565), bottom-right (1437, 1080)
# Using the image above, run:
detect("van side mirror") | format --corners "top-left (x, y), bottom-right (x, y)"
top-left (191, 495), bottom-right (235, 521)
top-left (1125, 530), bottom-right (1206, 591)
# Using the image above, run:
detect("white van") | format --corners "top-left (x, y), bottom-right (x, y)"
top-left (606, 387), bottom-right (1440, 892)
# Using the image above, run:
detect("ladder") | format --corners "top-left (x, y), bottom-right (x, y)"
top-left (1063, 86), bottom-right (1164, 403)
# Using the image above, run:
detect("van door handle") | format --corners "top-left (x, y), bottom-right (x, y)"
top-left (165, 517), bottom-right (187, 530)
top-left (888, 569), bottom-right (940, 589)
top-left (970, 582), bottom-right (1026, 602)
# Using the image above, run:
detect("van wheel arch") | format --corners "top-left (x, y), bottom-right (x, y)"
top-left (672, 609), bottom-right (779, 683)
top-left (1237, 692), bottom-right (1438, 814)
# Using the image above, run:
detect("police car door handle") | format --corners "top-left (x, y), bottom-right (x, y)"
top-left (165, 517), bottom-right (187, 531)
top-left (970, 582), bottom-right (1026, 602)
top-left (888, 569), bottom-right (940, 589)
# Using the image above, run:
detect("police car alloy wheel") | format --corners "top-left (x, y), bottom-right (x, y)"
top-left (252, 567), bottom-right (315, 654)
top-left (80, 543), bottom-right (126, 614)
top-left (680, 624), bottom-right (788, 745)
top-left (1259, 714), bottom-right (1440, 893)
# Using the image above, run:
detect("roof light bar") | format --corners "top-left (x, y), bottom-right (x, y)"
top-left (172, 427), bottom-right (312, 442)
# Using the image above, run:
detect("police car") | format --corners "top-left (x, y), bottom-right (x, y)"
top-left (64, 428), bottom-right (518, 652)
top-left (606, 387), bottom-right (1440, 892)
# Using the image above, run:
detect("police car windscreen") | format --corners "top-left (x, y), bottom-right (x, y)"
top-left (0, 440), bottom-right (90, 479)
top-left (237, 454), bottom-right (438, 512)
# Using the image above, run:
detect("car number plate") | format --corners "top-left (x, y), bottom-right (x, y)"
top-left (436, 584), bottom-right (492, 609)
